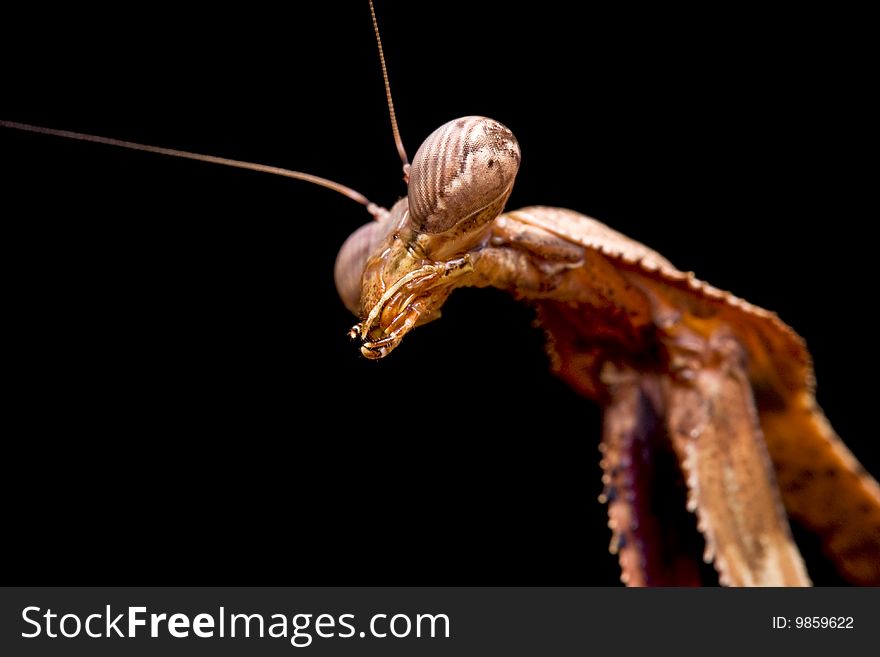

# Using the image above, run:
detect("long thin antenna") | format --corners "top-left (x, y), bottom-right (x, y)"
top-left (0, 119), bottom-right (382, 215)
top-left (369, 0), bottom-right (409, 176)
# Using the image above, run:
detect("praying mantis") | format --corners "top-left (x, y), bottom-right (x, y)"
top-left (2, 2), bottom-right (877, 585)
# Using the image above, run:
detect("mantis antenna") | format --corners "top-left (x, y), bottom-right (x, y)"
top-left (0, 119), bottom-right (384, 219)
top-left (369, 0), bottom-right (410, 177)
top-left (0, 2), bottom-right (408, 220)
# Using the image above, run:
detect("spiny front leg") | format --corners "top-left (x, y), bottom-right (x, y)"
top-left (352, 256), bottom-right (473, 359)
top-left (355, 300), bottom-right (429, 359)
top-left (601, 370), bottom-right (707, 586)
top-left (661, 328), bottom-right (811, 586)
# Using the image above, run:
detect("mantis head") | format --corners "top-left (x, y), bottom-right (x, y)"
top-left (335, 116), bottom-right (520, 358)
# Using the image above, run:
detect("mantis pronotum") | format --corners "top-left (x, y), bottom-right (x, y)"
top-left (2, 2), bottom-right (876, 585)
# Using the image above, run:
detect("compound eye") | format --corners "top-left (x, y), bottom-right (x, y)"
top-left (408, 116), bottom-right (520, 235)
top-left (334, 221), bottom-right (381, 316)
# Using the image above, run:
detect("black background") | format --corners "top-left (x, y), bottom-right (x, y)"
top-left (1, 2), bottom-right (875, 585)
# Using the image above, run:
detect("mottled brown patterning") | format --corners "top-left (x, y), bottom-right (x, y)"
top-left (4, 2), bottom-right (876, 587)
top-left (339, 116), bottom-right (880, 586)
top-left (5, 114), bottom-right (875, 588)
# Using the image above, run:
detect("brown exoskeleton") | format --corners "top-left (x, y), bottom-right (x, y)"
top-left (335, 110), bottom-right (880, 586)
top-left (333, 6), bottom-right (880, 587)
top-left (4, 2), bottom-right (878, 586)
